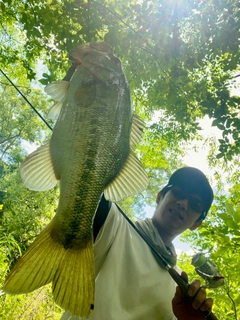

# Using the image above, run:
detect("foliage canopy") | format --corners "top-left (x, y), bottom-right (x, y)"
top-left (0, 0), bottom-right (239, 158)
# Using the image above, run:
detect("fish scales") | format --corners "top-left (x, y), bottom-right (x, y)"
top-left (3, 42), bottom-right (148, 318)
top-left (51, 52), bottom-right (131, 247)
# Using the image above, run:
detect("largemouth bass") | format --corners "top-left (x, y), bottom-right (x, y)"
top-left (3, 42), bottom-right (148, 318)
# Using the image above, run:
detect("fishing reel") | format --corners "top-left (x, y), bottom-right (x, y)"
top-left (191, 253), bottom-right (224, 288)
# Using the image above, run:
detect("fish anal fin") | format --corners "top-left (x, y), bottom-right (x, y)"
top-left (20, 141), bottom-right (58, 191)
top-left (3, 220), bottom-right (95, 318)
top-left (130, 114), bottom-right (145, 148)
top-left (104, 151), bottom-right (148, 202)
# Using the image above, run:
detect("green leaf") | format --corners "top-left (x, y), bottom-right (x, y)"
top-left (39, 78), bottom-right (49, 85)
top-left (217, 124), bottom-right (225, 130)
top-left (218, 213), bottom-right (238, 230)
top-left (233, 207), bottom-right (240, 224)
top-left (226, 203), bottom-right (235, 216)
top-left (0, 2), bottom-right (5, 12)
top-left (32, 27), bottom-right (42, 38)
top-left (216, 153), bottom-right (223, 159)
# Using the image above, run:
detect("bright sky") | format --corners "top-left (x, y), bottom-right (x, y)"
top-left (184, 117), bottom-right (220, 177)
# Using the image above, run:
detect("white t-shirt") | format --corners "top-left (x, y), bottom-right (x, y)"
top-left (61, 203), bottom-right (177, 320)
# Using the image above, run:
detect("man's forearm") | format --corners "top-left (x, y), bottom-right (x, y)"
top-left (93, 194), bottom-right (111, 240)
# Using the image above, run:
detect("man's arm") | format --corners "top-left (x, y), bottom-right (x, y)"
top-left (93, 194), bottom-right (112, 241)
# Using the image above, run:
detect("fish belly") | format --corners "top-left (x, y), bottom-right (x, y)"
top-left (49, 63), bottom-right (131, 248)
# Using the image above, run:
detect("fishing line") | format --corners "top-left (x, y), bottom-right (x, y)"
top-left (87, 0), bottom-right (91, 43)
top-left (0, 68), bottom-right (52, 131)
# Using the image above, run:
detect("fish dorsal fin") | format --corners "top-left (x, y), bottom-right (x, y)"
top-left (20, 141), bottom-right (58, 191)
top-left (44, 81), bottom-right (70, 120)
top-left (130, 114), bottom-right (145, 148)
top-left (104, 151), bottom-right (148, 202)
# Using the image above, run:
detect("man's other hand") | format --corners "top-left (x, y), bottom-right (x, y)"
top-left (172, 271), bottom-right (213, 320)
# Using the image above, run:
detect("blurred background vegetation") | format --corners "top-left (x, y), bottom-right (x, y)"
top-left (0, 0), bottom-right (239, 318)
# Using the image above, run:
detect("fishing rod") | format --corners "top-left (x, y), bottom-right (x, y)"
top-left (117, 205), bottom-right (219, 320)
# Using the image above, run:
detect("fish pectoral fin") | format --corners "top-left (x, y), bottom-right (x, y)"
top-left (130, 114), bottom-right (145, 148)
top-left (20, 141), bottom-right (58, 191)
top-left (48, 99), bottom-right (64, 120)
top-left (45, 81), bottom-right (70, 101)
top-left (3, 220), bottom-right (95, 318)
top-left (45, 81), bottom-right (70, 120)
top-left (104, 151), bottom-right (148, 202)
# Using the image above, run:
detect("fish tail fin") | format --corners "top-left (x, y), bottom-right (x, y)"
top-left (53, 239), bottom-right (95, 317)
top-left (3, 221), bottom-right (95, 318)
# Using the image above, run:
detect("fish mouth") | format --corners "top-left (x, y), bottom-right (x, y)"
top-left (69, 42), bottom-right (114, 66)
top-left (69, 42), bottom-right (121, 83)
top-left (169, 208), bottom-right (183, 220)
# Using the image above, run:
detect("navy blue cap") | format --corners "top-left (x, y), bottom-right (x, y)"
top-left (166, 167), bottom-right (214, 216)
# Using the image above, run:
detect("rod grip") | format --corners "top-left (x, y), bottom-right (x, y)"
top-left (168, 268), bottom-right (218, 320)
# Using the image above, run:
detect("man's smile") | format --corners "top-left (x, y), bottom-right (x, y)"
top-left (169, 208), bottom-right (183, 220)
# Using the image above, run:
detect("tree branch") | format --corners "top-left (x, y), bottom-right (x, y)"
top-left (0, 133), bottom-right (21, 145)
top-left (225, 284), bottom-right (238, 319)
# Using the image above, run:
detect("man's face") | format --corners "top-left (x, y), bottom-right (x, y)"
top-left (152, 188), bottom-right (203, 239)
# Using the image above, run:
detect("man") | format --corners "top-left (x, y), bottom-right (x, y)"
top-left (62, 167), bottom-right (214, 320)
